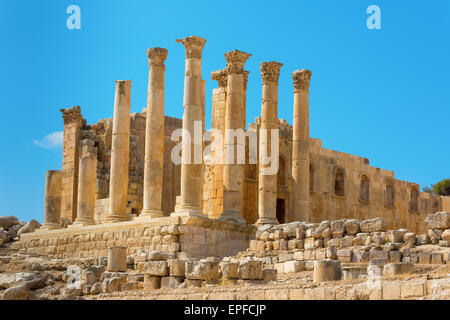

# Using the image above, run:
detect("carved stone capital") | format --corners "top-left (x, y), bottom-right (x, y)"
top-left (211, 68), bottom-right (228, 88)
top-left (147, 47), bottom-right (168, 68)
top-left (260, 61), bottom-right (283, 85)
top-left (224, 50), bottom-right (251, 74)
top-left (176, 36), bottom-right (206, 59)
top-left (293, 69), bottom-right (312, 92)
top-left (60, 106), bottom-right (82, 125)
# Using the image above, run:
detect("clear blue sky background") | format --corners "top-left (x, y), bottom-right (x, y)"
top-left (0, 0), bottom-right (449, 222)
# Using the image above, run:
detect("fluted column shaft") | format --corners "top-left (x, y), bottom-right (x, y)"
top-left (256, 62), bottom-right (283, 225)
top-left (141, 48), bottom-right (168, 218)
top-left (41, 170), bottom-right (62, 230)
top-left (292, 69), bottom-right (312, 222)
top-left (106, 80), bottom-right (131, 223)
top-left (175, 36), bottom-right (206, 214)
top-left (221, 50), bottom-right (251, 224)
top-left (74, 142), bottom-right (97, 226)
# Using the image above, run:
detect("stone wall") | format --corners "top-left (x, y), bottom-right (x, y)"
top-left (17, 214), bottom-right (255, 260)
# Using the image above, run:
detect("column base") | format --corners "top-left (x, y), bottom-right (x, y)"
top-left (139, 209), bottom-right (164, 218)
top-left (175, 205), bottom-right (203, 215)
top-left (255, 217), bottom-right (278, 225)
top-left (220, 211), bottom-right (247, 225)
top-left (104, 214), bottom-right (129, 224)
top-left (39, 222), bottom-right (62, 230)
top-left (70, 219), bottom-right (95, 228)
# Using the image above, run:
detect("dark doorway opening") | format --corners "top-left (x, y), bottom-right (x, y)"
top-left (276, 198), bottom-right (285, 224)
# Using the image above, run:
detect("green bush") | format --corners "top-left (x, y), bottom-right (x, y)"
top-left (432, 179), bottom-right (450, 196)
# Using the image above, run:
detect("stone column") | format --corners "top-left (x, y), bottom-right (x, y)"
top-left (140, 48), bottom-right (168, 219)
top-left (221, 50), bottom-right (251, 224)
top-left (41, 170), bottom-right (62, 230)
top-left (74, 140), bottom-right (97, 226)
top-left (60, 106), bottom-right (83, 222)
top-left (174, 36), bottom-right (206, 215)
top-left (106, 80), bottom-right (132, 223)
top-left (256, 62), bottom-right (283, 225)
top-left (292, 69), bottom-right (312, 222)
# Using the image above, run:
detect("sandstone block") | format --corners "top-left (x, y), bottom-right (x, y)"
top-left (404, 232), bottom-right (416, 246)
top-left (220, 262), bottom-right (239, 279)
top-left (417, 252), bottom-right (430, 264)
top-left (313, 259), bottom-right (341, 283)
top-left (167, 259), bottom-right (185, 277)
top-left (336, 249), bottom-right (353, 262)
top-left (389, 251), bottom-right (402, 263)
top-left (0, 216), bottom-right (19, 230)
top-left (326, 247), bottom-right (337, 259)
top-left (425, 212), bottom-right (450, 229)
top-left (441, 229), bottom-right (450, 241)
top-left (388, 230), bottom-right (406, 243)
top-left (185, 260), bottom-right (220, 281)
top-left (331, 220), bottom-right (345, 233)
top-left (293, 251), bottom-right (304, 261)
top-left (327, 238), bottom-right (340, 247)
top-left (382, 281), bottom-right (401, 299)
top-left (431, 252), bottom-right (444, 264)
top-left (383, 262), bottom-right (413, 276)
top-left (284, 260), bottom-right (305, 273)
top-left (340, 236), bottom-right (354, 247)
top-left (369, 258), bottom-right (387, 268)
top-left (428, 229), bottom-right (441, 244)
top-left (143, 275), bottom-right (160, 290)
top-left (238, 260), bottom-right (263, 280)
top-left (295, 228), bottom-right (305, 240)
top-left (262, 269), bottom-right (277, 282)
top-left (161, 276), bottom-right (183, 288)
top-left (1, 285), bottom-right (30, 300)
top-left (143, 261), bottom-right (168, 276)
top-left (439, 240), bottom-right (450, 247)
top-left (344, 219), bottom-right (360, 235)
top-left (400, 281), bottom-right (426, 299)
top-left (107, 247), bottom-right (127, 272)
top-left (415, 234), bottom-right (429, 246)
top-left (360, 218), bottom-right (388, 232)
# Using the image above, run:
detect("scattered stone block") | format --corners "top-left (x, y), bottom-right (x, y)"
top-left (293, 251), bottom-right (304, 260)
top-left (428, 229), bottom-right (441, 244)
top-left (417, 252), bottom-right (430, 264)
top-left (342, 266), bottom-right (366, 280)
top-left (404, 232), bottom-right (416, 246)
top-left (383, 262), bottom-right (413, 276)
top-left (143, 261), bottom-right (168, 276)
top-left (439, 240), bottom-right (450, 247)
top-left (283, 260), bottom-right (305, 273)
top-left (262, 269), bottom-right (277, 282)
top-left (344, 219), bottom-right (360, 235)
top-left (167, 259), bottom-right (185, 277)
top-left (382, 281), bottom-right (401, 299)
top-left (161, 276), bottom-right (183, 288)
top-left (400, 281), bottom-right (426, 299)
top-left (340, 236), bottom-right (354, 247)
top-left (327, 238), bottom-right (340, 248)
top-left (425, 212), bottom-right (450, 230)
top-left (336, 249), bottom-right (352, 262)
top-left (143, 275), bottom-right (160, 290)
top-left (369, 258), bottom-right (387, 268)
top-left (238, 260), bottom-right (263, 280)
top-left (331, 220), bottom-right (345, 233)
top-left (107, 246), bottom-right (127, 272)
top-left (326, 246), bottom-right (337, 259)
top-left (360, 218), bottom-right (388, 232)
top-left (388, 230), bottom-right (406, 243)
top-left (220, 262), bottom-right (239, 279)
top-left (305, 260), bottom-right (315, 270)
top-left (313, 259), bottom-right (341, 283)
top-left (389, 251), bottom-right (402, 263)
top-left (431, 252), bottom-right (444, 264)
top-left (441, 229), bottom-right (450, 241)
top-left (185, 260), bottom-right (220, 281)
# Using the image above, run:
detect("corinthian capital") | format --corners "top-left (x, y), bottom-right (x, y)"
top-left (147, 47), bottom-right (168, 68)
top-left (260, 61), bottom-right (283, 84)
top-left (176, 36), bottom-right (206, 59)
top-left (60, 106), bottom-right (82, 125)
top-left (211, 68), bottom-right (228, 88)
top-left (293, 69), bottom-right (312, 92)
top-left (224, 50), bottom-right (251, 74)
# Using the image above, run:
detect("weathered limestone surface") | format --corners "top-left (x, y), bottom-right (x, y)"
top-left (141, 48), bottom-right (168, 219)
top-left (41, 170), bottom-right (62, 230)
top-left (106, 80), bottom-right (132, 223)
top-left (175, 36), bottom-right (206, 215)
top-left (256, 61), bottom-right (283, 225)
top-left (221, 49), bottom-right (251, 224)
top-left (74, 141), bottom-right (97, 226)
top-left (292, 69), bottom-right (312, 222)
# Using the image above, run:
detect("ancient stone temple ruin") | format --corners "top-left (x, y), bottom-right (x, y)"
top-left (20, 35), bottom-right (450, 260)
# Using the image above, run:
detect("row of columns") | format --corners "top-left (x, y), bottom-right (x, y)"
top-left (41, 35), bottom-right (313, 229)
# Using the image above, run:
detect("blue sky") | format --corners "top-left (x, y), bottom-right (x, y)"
top-left (0, 0), bottom-right (449, 222)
